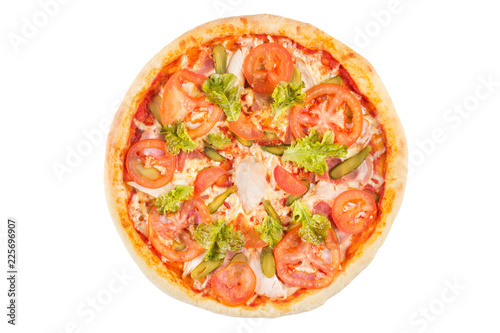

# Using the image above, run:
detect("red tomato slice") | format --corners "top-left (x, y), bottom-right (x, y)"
top-left (161, 69), bottom-right (223, 138)
top-left (193, 167), bottom-right (226, 196)
top-left (234, 213), bottom-right (267, 248)
top-left (290, 84), bottom-right (363, 147)
top-left (273, 165), bottom-right (308, 195)
top-left (212, 262), bottom-right (257, 306)
top-left (227, 112), bottom-right (263, 140)
top-left (332, 189), bottom-right (377, 234)
top-left (125, 139), bottom-right (176, 189)
top-left (243, 43), bottom-right (294, 94)
top-left (148, 207), bottom-right (205, 262)
top-left (274, 227), bottom-right (340, 289)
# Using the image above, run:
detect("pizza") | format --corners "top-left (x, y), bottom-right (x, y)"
top-left (104, 14), bottom-right (407, 317)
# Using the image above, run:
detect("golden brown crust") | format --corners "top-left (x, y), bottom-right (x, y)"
top-left (104, 14), bottom-right (407, 317)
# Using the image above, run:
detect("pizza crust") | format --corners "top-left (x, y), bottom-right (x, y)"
top-left (104, 14), bottom-right (407, 317)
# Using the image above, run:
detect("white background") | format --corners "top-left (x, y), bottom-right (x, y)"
top-left (1, 0), bottom-right (499, 332)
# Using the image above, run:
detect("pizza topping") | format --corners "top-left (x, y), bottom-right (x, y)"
top-left (230, 252), bottom-right (248, 264)
top-left (161, 120), bottom-right (198, 155)
top-left (290, 83), bottom-right (364, 147)
top-left (291, 201), bottom-right (331, 245)
top-left (286, 179), bottom-right (310, 207)
top-left (332, 189), bottom-right (377, 234)
top-left (243, 43), bottom-right (294, 94)
top-left (194, 219), bottom-right (245, 261)
top-left (202, 73), bottom-right (244, 121)
top-left (260, 144), bottom-right (290, 156)
top-left (155, 185), bottom-right (194, 215)
top-left (126, 139), bottom-right (176, 189)
top-left (259, 246), bottom-right (276, 278)
top-left (227, 112), bottom-right (263, 140)
top-left (274, 227), bottom-right (340, 289)
top-left (212, 45), bottom-right (228, 74)
top-left (255, 201), bottom-right (283, 247)
top-left (295, 59), bottom-right (316, 90)
top-left (148, 95), bottom-right (164, 125)
top-left (191, 259), bottom-right (223, 280)
top-left (205, 132), bottom-right (231, 149)
top-left (282, 129), bottom-right (347, 175)
top-left (227, 48), bottom-right (246, 86)
top-left (273, 165), bottom-right (308, 195)
top-left (207, 185), bottom-right (238, 213)
top-left (203, 146), bottom-right (227, 162)
top-left (329, 145), bottom-right (372, 180)
top-left (212, 262), bottom-right (257, 306)
top-left (322, 75), bottom-right (343, 86)
top-left (271, 80), bottom-right (306, 121)
top-left (193, 167), bottom-right (226, 196)
top-left (234, 156), bottom-right (268, 213)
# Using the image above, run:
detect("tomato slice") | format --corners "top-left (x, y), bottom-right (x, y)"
top-left (148, 205), bottom-right (206, 262)
top-left (125, 139), bottom-right (176, 189)
top-left (274, 227), bottom-right (340, 289)
top-left (161, 69), bottom-right (223, 138)
top-left (273, 165), bottom-right (308, 195)
top-left (211, 262), bottom-right (257, 306)
top-left (332, 189), bottom-right (377, 234)
top-left (234, 213), bottom-right (267, 248)
top-left (243, 43), bottom-right (294, 94)
top-left (227, 112), bottom-right (263, 140)
top-left (290, 84), bottom-right (363, 147)
top-left (193, 167), bottom-right (226, 196)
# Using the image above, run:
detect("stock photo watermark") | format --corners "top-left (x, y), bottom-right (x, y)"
top-left (352, 0), bottom-right (416, 51)
top-left (398, 278), bottom-right (466, 333)
top-left (213, 0), bottom-right (244, 18)
top-left (407, 74), bottom-right (498, 177)
top-left (51, 94), bottom-right (124, 182)
top-left (6, 0), bottom-right (73, 54)
top-left (50, 267), bottom-right (135, 333)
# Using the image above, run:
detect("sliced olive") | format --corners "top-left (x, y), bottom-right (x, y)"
top-left (208, 185), bottom-right (238, 214)
top-left (260, 247), bottom-right (276, 278)
top-left (235, 135), bottom-right (253, 147)
top-left (323, 76), bottom-right (343, 86)
top-left (171, 240), bottom-right (186, 252)
top-left (230, 252), bottom-right (247, 264)
top-left (263, 200), bottom-right (280, 222)
top-left (291, 66), bottom-right (301, 83)
top-left (191, 259), bottom-right (223, 280)
top-left (213, 45), bottom-right (227, 74)
top-left (148, 95), bottom-right (163, 125)
top-left (204, 146), bottom-right (227, 162)
top-left (260, 144), bottom-right (290, 156)
top-left (285, 179), bottom-right (310, 206)
top-left (329, 145), bottom-right (372, 180)
top-left (135, 164), bottom-right (161, 181)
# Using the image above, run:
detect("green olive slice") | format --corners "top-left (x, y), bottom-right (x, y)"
top-left (207, 186), bottom-right (238, 214)
top-left (191, 259), bottom-right (223, 280)
top-left (213, 45), bottom-right (227, 74)
top-left (329, 145), bottom-right (372, 180)
top-left (260, 246), bottom-right (276, 278)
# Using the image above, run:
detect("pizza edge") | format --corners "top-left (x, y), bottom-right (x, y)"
top-left (104, 14), bottom-right (408, 317)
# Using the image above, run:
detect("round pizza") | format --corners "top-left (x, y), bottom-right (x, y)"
top-left (104, 14), bottom-right (407, 317)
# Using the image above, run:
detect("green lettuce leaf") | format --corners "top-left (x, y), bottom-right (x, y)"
top-left (255, 214), bottom-right (283, 248)
top-left (282, 129), bottom-right (347, 175)
top-left (271, 80), bottom-right (305, 121)
top-left (291, 201), bottom-right (331, 245)
top-left (194, 220), bottom-right (245, 261)
top-left (155, 185), bottom-right (194, 215)
top-left (160, 120), bottom-right (197, 155)
top-left (205, 132), bottom-right (231, 149)
top-left (202, 73), bottom-right (243, 122)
